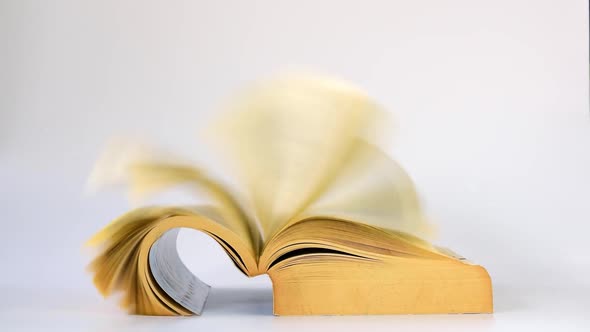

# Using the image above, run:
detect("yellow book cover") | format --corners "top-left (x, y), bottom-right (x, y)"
top-left (86, 74), bottom-right (493, 316)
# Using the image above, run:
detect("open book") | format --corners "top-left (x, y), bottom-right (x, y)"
top-left (87, 75), bottom-right (493, 315)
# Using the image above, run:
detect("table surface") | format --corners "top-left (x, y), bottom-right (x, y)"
top-left (1, 283), bottom-right (588, 332)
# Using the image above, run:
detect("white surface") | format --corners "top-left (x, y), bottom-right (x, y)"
top-left (1, 284), bottom-right (589, 331)
top-left (1, 0), bottom-right (589, 331)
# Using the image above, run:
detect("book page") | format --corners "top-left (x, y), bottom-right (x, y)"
top-left (207, 74), bottom-right (387, 241)
top-left (148, 228), bottom-right (210, 314)
top-left (88, 139), bottom-right (261, 253)
top-left (298, 139), bottom-right (434, 240)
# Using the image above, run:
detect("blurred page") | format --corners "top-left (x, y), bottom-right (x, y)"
top-left (207, 74), bottom-right (385, 240)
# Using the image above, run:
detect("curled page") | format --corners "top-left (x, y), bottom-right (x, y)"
top-left (86, 206), bottom-right (258, 315)
top-left (148, 228), bottom-right (210, 314)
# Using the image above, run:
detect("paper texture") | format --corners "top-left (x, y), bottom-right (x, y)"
top-left (148, 229), bottom-right (210, 314)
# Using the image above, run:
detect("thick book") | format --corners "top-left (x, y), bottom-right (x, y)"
top-left (87, 74), bottom-right (493, 316)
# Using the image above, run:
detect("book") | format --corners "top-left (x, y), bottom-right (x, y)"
top-left (87, 74), bottom-right (493, 316)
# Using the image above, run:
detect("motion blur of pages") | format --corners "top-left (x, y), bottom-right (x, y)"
top-left (205, 76), bottom-right (433, 243)
top-left (86, 73), bottom-right (492, 316)
top-left (89, 73), bottom-right (434, 249)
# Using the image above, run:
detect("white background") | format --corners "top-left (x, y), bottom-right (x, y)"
top-left (1, 0), bottom-right (589, 331)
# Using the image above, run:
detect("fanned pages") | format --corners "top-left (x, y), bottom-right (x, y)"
top-left (206, 75), bottom-right (396, 240)
top-left (87, 74), bottom-right (493, 316)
